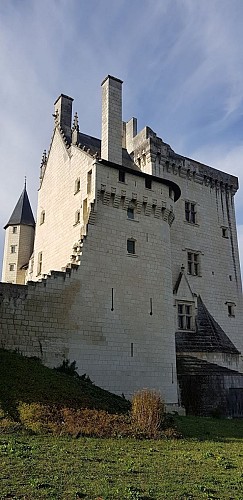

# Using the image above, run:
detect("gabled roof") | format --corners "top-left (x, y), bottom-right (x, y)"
top-left (176, 296), bottom-right (240, 355)
top-left (4, 187), bottom-right (35, 229)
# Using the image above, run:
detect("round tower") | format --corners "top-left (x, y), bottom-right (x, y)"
top-left (1, 183), bottom-right (35, 284)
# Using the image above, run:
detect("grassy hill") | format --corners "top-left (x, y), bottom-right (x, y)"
top-left (0, 349), bottom-right (130, 419)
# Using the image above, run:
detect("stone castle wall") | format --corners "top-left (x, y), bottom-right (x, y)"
top-left (0, 172), bottom-right (179, 405)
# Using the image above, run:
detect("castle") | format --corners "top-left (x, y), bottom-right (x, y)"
top-left (1, 75), bottom-right (243, 415)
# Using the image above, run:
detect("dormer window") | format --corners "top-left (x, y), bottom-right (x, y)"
top-left (177, 302), bottom-right (194, 330)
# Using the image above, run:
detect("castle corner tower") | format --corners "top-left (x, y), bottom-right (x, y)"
top-left (1, 184), bottom-right (35, 284)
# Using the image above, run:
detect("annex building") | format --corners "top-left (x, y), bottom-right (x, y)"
top-left (1, 75), bottom-right (243, 416)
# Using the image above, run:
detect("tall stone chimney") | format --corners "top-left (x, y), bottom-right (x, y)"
top-left (101, 75), bottom-right (123, 165)
top-left (54, 94), bottom-right (73, 143)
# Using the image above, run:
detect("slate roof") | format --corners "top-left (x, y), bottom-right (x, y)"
top-left (78, 132), bottom-right (141, 171)
top-left (176, 296), bottom-right (239, 355)
top-left (4, 187), bottom-right (35, 229)
top-left (177, 355), bottom-right (242, 376)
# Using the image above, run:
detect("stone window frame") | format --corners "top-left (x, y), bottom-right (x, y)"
top-left (10, 245), bottom-right (17, 254)
top-left (40, 210), bottom-right (45, 225)
top-left (221, 226), bottom-right (229, 238)
top-left (37, 251), bottom-right (43, 276)
top-left (118, 170), bottom-right (125, 183)
top-left (177, 301), bottom-right (195, 331)
top-left (185, 200), bottom-right (197, 224)
top-left (74, 177), bottom-right (81, 194)
top-left (225, 301), bottom-right (236, 317)
top-left (127, 238), bottom-right (136, 256)
top-left (12, 226), bottom-right (17, 234)
top-left (145, 177), bottom-right (152, 190)
top-left (9, 263), bottom-right (15, 272)
top-left (187, 251), bottom-right (201, 276)
top-left (74, 209), bottom-right (80, 226)
top-left (87, 170), bottom-right (92, 194)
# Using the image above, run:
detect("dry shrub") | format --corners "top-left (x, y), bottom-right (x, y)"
top-left (131, 389), bottom-right (166, 439)
top-left (18, 402), bottom-right (62, 434)
top-left (17, 402), bottom-right (130, 437)
top-left (61, 408), bottom-right (130, 437)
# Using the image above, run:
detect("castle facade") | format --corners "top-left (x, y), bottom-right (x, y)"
top-left (1, 76), bottom-right (243, 415)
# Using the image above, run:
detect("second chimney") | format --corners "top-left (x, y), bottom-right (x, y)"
top-left (101, 75), bottom-right (123, 165)
top-left (54, 94), bottom-right (73, 143)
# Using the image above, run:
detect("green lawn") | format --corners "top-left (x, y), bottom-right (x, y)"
top-left (1, 418), bottom-right (243, 500)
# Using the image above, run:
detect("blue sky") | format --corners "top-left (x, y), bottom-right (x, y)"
top-left (0, 0), bottom-right (243, 280)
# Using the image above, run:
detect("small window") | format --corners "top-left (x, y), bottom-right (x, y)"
top-left (127, 239), bottom-right (135, 254)
top-left (119, 170), bottom-right (125, 183)
top-left (37, 252), bottom-right (42, 276)
top-left (185, 201), bottom-right (196, 224)
top-left (87, 170), bottom-right (92, 194)
top-left (40, 210), bottom-right (45, 225)
top-left (10, 245), bottom-right (16, 254)
top-left (145, 177), bottom-right (152, 189)
top-left (127, 207), bottom-right (134, 220)
top-left (227, 303), bottom-right (235, 317)
top-left (178, 303), bottom-right (194, 330)
top-left (9, 263), bottom-right (15, 271)
top-left (74, 177), bottom-right (81, 194)
top-left (222, 227), bottom-right (229, 238)
top-left (187, 252), bottom-right (200, 276)
top-left (169, 187), bottom-right (174, 200)
top-left (12, 226), bottom-right (17, 234)
top-left (74, 210), bottom-right (80, 225)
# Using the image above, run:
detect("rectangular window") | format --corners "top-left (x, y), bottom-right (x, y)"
top-left (119, 170), bottom-right (125, 183)
top-left (9, 263), bottom-right (15, 271)
top-left (187, 252), bottom-right (200, 276)
top-left (178, 303), bottom-right (193, 330)
top-left (12, 226), bottom-right (17, 234)
top-left (145, 177), bottom-right (152, 189)
top-left (127, 207), bottom-right (134, 220)
top-left (74, 177), bottom-right (80, 194)
top-left (40, 210), bottom-right (45, 225)
top-left (185, 201), bottom-right (196, 224)
top-left (87, 170), bottom-right (92, 194)
top-left (74, 210), bottom-right (80, 225)
top-left (37, 252), bottom-right (42, 276)
top-left (10, 245), bottom-right (16, 254)
top-left (222, 227), bottom-right (229, 238)
top-left (227, 303), bottom-right (235, 317)
top-left (127, 239), bottom-right (135, 254)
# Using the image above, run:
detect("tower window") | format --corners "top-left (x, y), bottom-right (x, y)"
top-left (226, 302), bottom-right (235, 317)
top-left (74, 177), bottom-right (81, 194)
top-left (187, 252), bottom-right (200, 276)
top-left (127, 207), bottom-right (134, 220)
top-left (222, 227), bottom-right (229, 238)
top-left (178, 303), bottom-right (194, 330)
top-left (127, 239), bottom-right (135, 255)
top-left (119, 171), bottom-right (125, 183)
top-left (145, 177), bottom-right (152, 189)
top-left (10, 245), bottom-right (17, 254)
top-left (40, 210), bottom-right (45, 225)
top-left (9, 263), bottom-right (15, 271)
top-left (87, 170), bottom-right (92, 194)
top-left (12, 226), bottom-right (17, 234)
top-left (74, 210), bottom-right (80, 225)
top-left (185, 201), bottom-right (196, 224)
top-left (37, 252), bottom-right (43, 276)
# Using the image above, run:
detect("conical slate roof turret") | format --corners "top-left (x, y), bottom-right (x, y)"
top-left (4, 184), bottom-right (35, 230)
